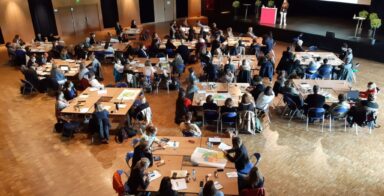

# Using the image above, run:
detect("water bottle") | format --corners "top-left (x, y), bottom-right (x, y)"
top-left (192, 169), bottom-right (196, 181)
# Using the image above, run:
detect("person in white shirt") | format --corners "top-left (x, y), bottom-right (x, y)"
top-left (226, 27), bottom-right (234, 38)
top-left (179, 112), bottom-right (202, 137)
top-left (241, 59), bottom-right (251, 71)
top-left (114, 59), bottom-right (124, 73)
top-left (255, 86), bottom-right (275, 111)
top-left (144, 60), bottom-right (156, 79)
top-left (247, 27), bottom-right (257, 39)
top-left (88, 72), bottom-right (104, 89)
top-left (78, 62), bottom-right (89, 80)
top-left (55, 91), bottom-right (69, 120)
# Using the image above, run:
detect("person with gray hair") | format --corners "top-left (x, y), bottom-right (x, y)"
top-left (127, 157), bottom-right (151, 194)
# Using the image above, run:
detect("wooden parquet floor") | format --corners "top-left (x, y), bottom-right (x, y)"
top-left (0, 20), bottom-right (383, 195)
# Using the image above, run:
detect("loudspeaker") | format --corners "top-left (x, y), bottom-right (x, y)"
top-left (326, 31), bottom-right (335, 39)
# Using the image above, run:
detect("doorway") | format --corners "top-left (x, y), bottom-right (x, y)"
top-left (54, 4), bottom-right (101, 36)
top-left (163, 0), bottom-right (175, 22)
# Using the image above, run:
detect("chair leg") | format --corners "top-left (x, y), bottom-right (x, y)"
top-left (288, 110), bottom-right (297, 123)
top-left (329, 116), bottom-right (332, 132)
top-left (344, 118), bottom-right (347, 132)
top-left (306, 117), bottom-right (309, 131)
top-left (321, 116), bottom-right (324, 133)
top-left (355, 124), bottom-right (358, 135)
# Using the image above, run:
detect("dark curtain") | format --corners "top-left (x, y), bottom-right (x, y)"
top-left (100, 0), bottom-right (119, 28)
top-left (139, 0), bottom-right (155, 23)
top-left (28, 0), bottom-right (58, 37)
top-left (176, 0), bottom-right (188, 18)
top-left (0, 27), bottom-right (4, 44)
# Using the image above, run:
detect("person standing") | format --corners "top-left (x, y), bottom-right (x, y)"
top-left (280, 0), bottom-right (289, 26)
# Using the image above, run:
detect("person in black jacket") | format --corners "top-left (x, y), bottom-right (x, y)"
top-left (248, 75), bottom-right (265, 101)
top-left (304, 85), bottom-right (325, 114)
top-left (176, 40), bottom-right (190, 64)
top-left (156, 177), bottom-right (178, 196)
top-left (224, 136), bottom-right (250, 172)
top-left (127, 157), bottom-right (151, 195)
top-left (115, 22), bottom-right (122, 35)
top-left (132, 140), bottom-right (153, 168)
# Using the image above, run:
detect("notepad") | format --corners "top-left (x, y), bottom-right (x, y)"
top-left (208, 137), bottom-right (221, 143)
top-left (98, 89), bottom-right (107, 95)
top-left (226, 172), bottom-right (238, 178)
top-left (80, 107), bottom-right (89, 113)
top-left (214, 181), bottom-right (223, 190)
top-left (166, 141), bottom-right (180, 148)
top-left (218, 142), bottom-right (232, 151)
top-left (170, 170), bottom-right (188, 178)
top-left (117, 104), bottom-right (127, 108)
top-left (171, 178), bottom-right (187, 191)
top-left (148, 170), bottom-right (161, 182)
top-left (79, 94), bottom-right (89, 99)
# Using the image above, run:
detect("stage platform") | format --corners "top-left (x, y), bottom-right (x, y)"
top-left (213, 14), bottom-right (384, 63)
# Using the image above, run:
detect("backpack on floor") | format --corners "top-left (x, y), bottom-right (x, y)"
top-left (62, 122), bottom-right (80, 138)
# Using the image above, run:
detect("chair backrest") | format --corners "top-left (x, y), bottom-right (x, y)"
top-left (283, 94), bottom-right (298, 110)
top-left (308, 107), bottom-right (325, 118)
top-left (241, 187), bottom-right (266, 196)
top-left (221, 112), bottom-right (237, 122)
top-left (331, 105), bottom-right (349, 118)
top-left (125, 152), bottom-right (134, 168)
top-left (204, 109), bottom-right (219, 121)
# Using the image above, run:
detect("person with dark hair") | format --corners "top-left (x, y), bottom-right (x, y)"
top-left (255, 86), bottom-right (275, 110)
top-left (199, 180), bottom-right (224, 196)
top-left (221, 98), bottom-right (237, 114)
top-left (239, 93), bottom-right (256, 112)
top-left (359, 82), bottom-right (379, 99)
top-left (277, 46), bottom-right (294, 72)
top-left (179, 112), bottom-right (202, 137)
top-left (156, 177), bottom-right (178, 196)
top-left (131, 20), bottom-right (138, 28)
top-left (339, 43), bottom-right (348, 60)
top-left (224, 136), bottom-right (250, 172)
top-left (318, 58), bottom-right (333, 79)
top-left (89, 32), bottom-right (97, 45)
top-left (63, 81), bottom-right (77, 100)
top-left (127, 158), bottom-right (150, 195)
top-left (115, 22), bottom-right (122, 35)
top-left (176, 40), bottom-right (190, 64)
top-left (326, 93), bottom-right (350, 116)
top-left (175, 89), bottom-right (191, 124)
top-left (50, 63), bottom-right (67, 85)
top-left (347, 94), bottom-right (379, 128)
top-left (132, 140), bottom-right (153, 168)
top-left (304, 85), bottom-right (325, 114)
top-left (203, 95), bottom-right (218, 111)
top-left (281, 79), bottom-right (299, 95)
top-left (166, 39), bottom-right (176, 53)
top-left (248, 75), bottom-right (266, 101)
top-left (259, 56), bottom-right (274, 82)
top-left (224, 57), bottom-right (236, 74)
top-left (238, 166), bottom-right (265, 191)
top-left (137, 43), bottom-right (149, 58)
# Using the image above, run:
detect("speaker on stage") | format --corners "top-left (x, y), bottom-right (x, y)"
top-left (326, 31), bottom-right (335, 39)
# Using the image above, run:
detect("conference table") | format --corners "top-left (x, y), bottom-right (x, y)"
top-left (36, 59), bottom-right (92, 78)
top-left (292, 79), bottom-right (351, 103)
top-left (124, 57), bottom-right (173, 75)
top-left (159, 39), bottom-right (198, 50)
top-left (192, 82), bottom-right (249, 107)
top-left (26, 42), bottom-right (54, 53)
top-left (223, 37), bottom-right (263, 47)
top-left (212, 55), bottom-right (259, 71)
top-left (180, 26), bottom-right (211, 34)
top-left (88, 42), bottom-right (131, 52)
top-left (122, 28), bottom-right (142, 35)
top-left (295, 52), bottom-right (344, 66)
top-left (61, 87), bottom-right (142, 117)
top-left (140, 136), bottom-right (238, 195)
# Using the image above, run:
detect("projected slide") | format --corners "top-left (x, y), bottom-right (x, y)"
top-left (320, 0), bottom-right (371, 5)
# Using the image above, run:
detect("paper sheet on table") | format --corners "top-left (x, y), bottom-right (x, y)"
top-left (300, 83), bottom-right (311, 89)
top-left (208, 137), bottom-right (221, 143)
top-left (98, 89), bottom-right (107, 95)
top-left (226, 172), bottom-right (238, 178)
top-left (218, 142), bottom-right (232, 151)
top-left (149, 170), bottom-right (161, 182)
top-left (171, 178), bottom-right (187, 191)
top-left (117, 104), bottom-right (127, 108)
top-left (170, 170), bottom-right (188, 178)
top-left (89, 87), bottom-right (98, 91)
top-left (79, 94), bottom-right (89, 99)
top-left (166, 141), bottom-right (180, 148)
top-left (80, 107), bottom-right (89, 113)
top-left (214, 181), bottom-right (223, 190)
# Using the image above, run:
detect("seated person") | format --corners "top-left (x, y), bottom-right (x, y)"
top-left (27, 55), bottom-right (38, 68)
top-left (141, 124), bottom-right (163, 148)
top-left (307, 59), bottom-right (321, 74)
top-left (203, 62), bottom-right (219, 82)
top-left (248, 76), bottom-right (265, 101)
top-left (78, 62), bottom-right (89, 80)
top-left (171, 53), bottom-right (184, 75)
top-left (246, 27), bottom-right (257, 39)
top-left (360, 94), bottom-right (379, 112)
top-left (259, 56), bottom-right (274, 82)
top-left (199, 180), bottom-right (224, 196)
top-left (347, 94), bottom-right (379, 127)
top-left (89, 54), bottom-right (101, 75)
top-left (176, 40), bottom-right (190, 63)
top-left (219, 68), bottom-right (234, 83)
top-left (175, 89), bottom-right (192, 124)
top-left (60, 48), bottom-right (71, 60)
top-left (327, 93), bottom-right (350, 117)
top-left (38, 52), bottom-right (51, 65)
top-left (203, 95), bottom-right (218, 111)
top-left (130, 96), bottom-right (151, 123)
top-left (304, 85), bottom-right (325, 114)
top-left (221, 98), bottom-right (237, 114)
top-left (360, 82), bottom-right (379, 99)
top-left (156, 177), bottom-right (178, 196)
top-left (239, 93), bottom-right (255, 112)
top-left (55, 91), bottom-right (69, 119)
top-left (281, 79), bottom-right (299, 95)
top-left (63, 81), bottom-right (77, 100)
top-left (295, 39), bottom-right (304, 52)
top-left (317, 58), bottom-right (333, 79)
top-left (143, 60), bottom-right (156, 81)
top-left (224, 136), bottom-right (250, 172)
top-left (224, 57), bottom-right (236, 74)
top-left (88, 72), bottom-right (104, 89)
top-left (187, 67), bottom-right (199, 84)
top-left (50, 63), bottom-right (67, 85)
top-left (93, 102), bottom-right (111, 143)
top-left (137, 44), bottom-right (149, 58)
top-left (34, 33), bottom-right (45, 42)
top-left (255, 86), bottom-right (275, 111)
top-left (165, 39), bottom-right (176, 51)
top-left (179, 112), bottom-right (202, 137)
top-left (273, 71), bottom-right (287, 96)
top-left (132, 139), bottom-right (153, 168)
top-left (238, 166), bottom-right (265, 192)
top-left (126, 158), bottom-right (150, 195)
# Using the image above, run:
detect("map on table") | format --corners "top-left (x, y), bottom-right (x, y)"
top-left (117, 89), bottom-right (137, 100)
top-left (191, 147), bottom-right (227, 169)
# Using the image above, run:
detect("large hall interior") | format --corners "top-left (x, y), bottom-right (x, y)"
top-left (0, 0), bottom-right (384, 195)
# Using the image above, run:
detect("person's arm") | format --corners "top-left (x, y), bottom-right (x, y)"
top-left (139, 172), bottom-right (150, 190)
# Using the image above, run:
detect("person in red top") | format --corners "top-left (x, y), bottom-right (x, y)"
top-left (360, 82), bottom-right (379, 99)
top-left (175, 89), bottom-right (192, 124)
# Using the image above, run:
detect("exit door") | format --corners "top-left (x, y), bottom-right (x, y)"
top-left (164, 0), bottom-right (174, 22)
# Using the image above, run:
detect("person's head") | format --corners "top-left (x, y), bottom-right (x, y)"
top-left (212, 22), bottom-right (217, 28)
top-left (313, 85), bottom-right (319, 94)
top-left (158, 177), bottom-right (173, 194)
top-left (316, 57), bottom-right (321, 62)
top-left (242, 59), bottom-right (247, 66)
top-left (297, 39), bottom-right (303, 46)
top-left (88, 71), bottom-right (96, 79)
top-left (253, 75), bottom-right (263, 84)
top-left (131, 20), bottom-right (136, 26)
top-left (64, 81), bottom-right (72, 89)
top-left (145, 124), bottom-right (158, 136)
top-left (138, 139), bottom-right (150, 151)
top-left (202, 180), bottom-right (217, 196)
top-left (231, 136), bottom-right (242, 148)
top-left (227, 27), bottom-right (232, 32)
top-left (264, 86), bottom-right (273, 96)
top-left (14, 34), bottom-right (20, 39)
top-left (206, 95), bottom-right (214, 104)
top-left (30, 56), bottom-right (36, 63)
top-left (323, 58), bottom-right (328, 64)
top-left (241, 92), bottom-right (253, 104)
top-left (188, 67), bottom-right (194, 74)
top-left (338, 93), bottom-right (347, 103)
top-left (94, 102), bottom-right (103, 112)
top-left (367, 82), bottom-right (376, 90)
top-left (224, 98), bottom-right (234, 108)
top-left (342, 43), bottom-right (348, 50)
top-left (134, 157), bottom-right (150, 171)
top-left (248, 167), bottom-right (263, 188)
top-left (287, 46), bottom-right (292, 52)
top-left (185, 112), bottom-right (193, 123)
top-left (37, 33), bottom-right (42, 38)
top-left (145, 60), bottom-right (152, 67)
top-left (116, 59), bottom-right (121, 65)
top-left (284, 79), bottom-right (293, 88)
top-left (367, 94), bottom-right (375, 102)
top-left (248, 27), bottom-right (253, 33)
